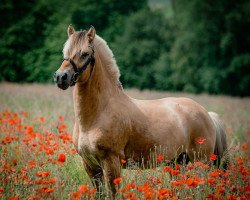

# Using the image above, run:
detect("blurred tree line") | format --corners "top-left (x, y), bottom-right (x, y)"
top-left (0, 0), bottom-right (249, 96)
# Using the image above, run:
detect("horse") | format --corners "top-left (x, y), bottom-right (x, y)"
top-left (54, 25), bottom-right (228, 197)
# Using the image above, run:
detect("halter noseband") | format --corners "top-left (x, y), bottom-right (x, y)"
top-left (64, 47), bottom-right (95, 86)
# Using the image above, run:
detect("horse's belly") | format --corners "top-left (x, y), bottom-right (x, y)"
top-left (124, 98), bottom-right (190, 163)
top-left (124, 128), bottom-right (187, 165)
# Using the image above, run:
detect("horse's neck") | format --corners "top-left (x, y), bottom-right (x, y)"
top-left (73, 51), bottom-right (123, 130)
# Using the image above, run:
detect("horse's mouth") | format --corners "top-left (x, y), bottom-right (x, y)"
top-left (57, 83), bottom-right (69, 90)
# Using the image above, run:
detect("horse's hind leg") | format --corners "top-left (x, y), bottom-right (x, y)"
top-left (82, 161), bottom-right (104, 198)
top-left (176, 152), bottom-right (190, 165)
top-left (169, 152), bottom-right (190, 167)
top-left (187, 142), bottom-right (214, 163)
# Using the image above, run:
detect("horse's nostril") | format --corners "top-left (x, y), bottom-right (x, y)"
top-left (62, 73), bottom-right (67, 81)
top-left (57, 76), bottom-right (59, 83)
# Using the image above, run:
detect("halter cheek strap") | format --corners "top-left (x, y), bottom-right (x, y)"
top-left (64, 50), bottom-right (95, 86)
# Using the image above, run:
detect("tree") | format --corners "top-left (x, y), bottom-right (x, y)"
top-left (112, 7), bottom-right (175, 89)
top-left (171, 0), bottom-right (250, 95)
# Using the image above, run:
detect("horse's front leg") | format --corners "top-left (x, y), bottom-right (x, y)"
top-left (101, 153), bottom-right (121, 198)
top-left (82, 161), bottom-right (104, 198)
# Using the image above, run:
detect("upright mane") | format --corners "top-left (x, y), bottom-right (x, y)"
top-left (63, 31), bottom-right (121, 86)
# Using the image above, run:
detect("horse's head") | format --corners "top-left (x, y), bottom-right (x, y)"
top-left (54, 25), bottom-right (96, 90)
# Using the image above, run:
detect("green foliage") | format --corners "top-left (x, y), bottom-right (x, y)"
top-left (0, 0), bottom-right (249, 96)
top-left (111, 8), bottom-right (175, 89)
top-left (170, 0), bottom-right (250, 95)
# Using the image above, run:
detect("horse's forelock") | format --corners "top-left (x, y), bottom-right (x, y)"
top-left (63, 31), bottom-right (87, 57)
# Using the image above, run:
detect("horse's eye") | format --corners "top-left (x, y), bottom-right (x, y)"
top-left (81, 53), bottom-right (89, 59)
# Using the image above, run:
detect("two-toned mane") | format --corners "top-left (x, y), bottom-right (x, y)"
top-left (54, 25), bottom-right (228, 198)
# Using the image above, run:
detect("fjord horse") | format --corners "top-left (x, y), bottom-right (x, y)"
top-left (54, 25), bottom-right (227, 197)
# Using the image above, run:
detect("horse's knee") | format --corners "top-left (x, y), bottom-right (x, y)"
top-left (82, 161), bottom-right (103, 185)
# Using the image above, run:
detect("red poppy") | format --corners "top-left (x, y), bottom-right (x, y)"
top-left (171, 180), bottom-right (185, 187)
top-left (156, 155), bottom-right (164, 162)
top-left (44, 187), bottom-right (54, 193)
top-left (27, 160), bottom-right (36, 169)
top-left (71, 149), bottom-right (77, 154)
top-left (241, 142), bottom-right (248, 150)
top-left (125, 183), bottom-right (135, 190)
top-left (207, 178), bottom-right (216, 185)
top-left (78, 185), bottom-right (88, 194)
top-left (113, 177), bottom-right (122, 185)
top-left (209, 170), bottom-right (220, 177)
top-left (121, 159), bottom-right (126, 164)
top-left (43, 172), bottom-right (50, 177)
top-left (195, 137), bottom-right (206, 145)
top-left (170, 169), bottom-right (179, 176)
top-left (89, 188), bottom-right (97, 198)
top-left (40, 116), bottom-right (45, 123)
top-left (58, 153), bottom-right (66, 162)
top-left (36, 171), bottom-right (50, 177)
top-left (186, 178), bottom-right (198, 187)
top-left (71, 191), bottom-right (81, 200)
top-left (48, 178), bottom-right (56, 184)
top-left (210, 154), bottom-right (217, 161)
top-left (158, 188), bottom-right (170, 197)
top-left (163, 166), bottom-right (171, 173)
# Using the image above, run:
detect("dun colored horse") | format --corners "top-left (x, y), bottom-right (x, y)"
top-left (54, 25), bottom-right (227, 196)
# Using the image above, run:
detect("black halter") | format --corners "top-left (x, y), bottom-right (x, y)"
top-left (64, 47), bottom-right (95, 86)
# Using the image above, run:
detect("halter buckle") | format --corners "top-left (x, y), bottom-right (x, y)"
top-left (73, 72), bottom-right (79, 82)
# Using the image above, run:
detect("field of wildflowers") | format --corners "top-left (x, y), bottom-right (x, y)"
top-left (0, 83), bottom-right (249, 199)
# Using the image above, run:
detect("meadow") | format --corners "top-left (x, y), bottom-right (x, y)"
top-left (0, 83), bottom-right (249, 199)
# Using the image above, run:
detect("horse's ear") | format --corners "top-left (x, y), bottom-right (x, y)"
top-left (67, 24), bottom-right (75, 37)
top-left (87, 26), bottom-right (96, 42)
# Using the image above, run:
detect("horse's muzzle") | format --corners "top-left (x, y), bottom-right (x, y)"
top-left (54, 70), bottom-right (71, 90)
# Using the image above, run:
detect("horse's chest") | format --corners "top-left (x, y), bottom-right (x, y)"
top-left (76, 129), bottom-right (108, 159)
top-left (77, 133), bottom-right (96, 153)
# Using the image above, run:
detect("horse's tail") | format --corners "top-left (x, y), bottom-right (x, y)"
top-left (208, 112), bottom-right (228, 169)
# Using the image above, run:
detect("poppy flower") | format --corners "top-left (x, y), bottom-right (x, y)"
top-left (156, 155), bottom-right (164, 162)
top-left (195, 137), bottom-right (206, 145)
top-left (58, 153), bottom-right (66, 162)
top-left (241, 143), bottom-right (248, 150)
top-left (207, 178), bottom-right (216, 185)
top-left (40, 116), bottom-right (45, 123)
top-left (210, 154), bottom-right (217, 161)
top-left (71, 149), bottom-right (77, 154)
top-left (158, 188), bottom-right (170, 197)
top-left (125, 183), bottom-right (135, 190)
top-left (121, 159), bottom-right (126, 164)
top-left (209, 170), bottom-right (220, 177)
top-left (36, 171), bottom-right (50, 177)
top-left (171, 180), bottom-right (185, 187)
top-left (78, 185), bottom-right (88, 194)
top-left (113, 177), bottom-right (122, 185)
top-left (186, 178), bottom-right (198, 187)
